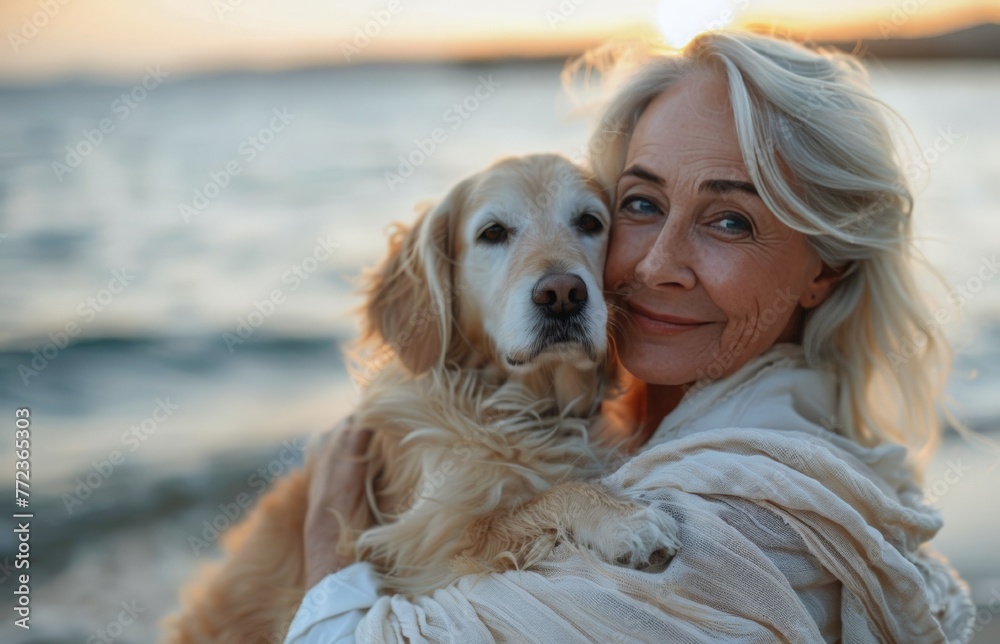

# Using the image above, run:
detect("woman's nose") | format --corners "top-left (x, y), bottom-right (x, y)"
top-left (634, 222), bottom-right (697, 290)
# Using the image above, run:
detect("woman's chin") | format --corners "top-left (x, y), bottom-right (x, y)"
top-left (617, 343), bottom-right (707, 387)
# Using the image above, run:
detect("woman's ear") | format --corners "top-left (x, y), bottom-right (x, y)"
top-left (800, 261), bottom-right (842, 309)
top-left (362, 183), bottom-right (465, 375)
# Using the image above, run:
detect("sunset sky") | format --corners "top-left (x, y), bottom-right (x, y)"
top-left (1, 0), bottom-right (997, 81)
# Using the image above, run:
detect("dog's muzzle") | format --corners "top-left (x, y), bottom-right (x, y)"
top-left (501, 272), bottom-right (600, 367)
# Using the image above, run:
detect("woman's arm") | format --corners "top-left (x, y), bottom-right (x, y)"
top-left (302, 422), bottom-right (374, 589)
top-left (287, 496), bottom-right (839, 643)
top-left (282, 424), bottom-right (376, 644)
top-left (287, 426), bottom-right (848, 644)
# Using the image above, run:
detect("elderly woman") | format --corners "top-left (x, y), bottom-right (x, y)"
top-left (286, 31), bottom-right (974, 642)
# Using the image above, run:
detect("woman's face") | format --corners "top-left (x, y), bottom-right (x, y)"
top-left (604, 71), bottom-right (835, 386)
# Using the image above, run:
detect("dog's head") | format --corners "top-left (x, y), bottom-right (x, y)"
top-left (358, 154), bottom-right (611, 377)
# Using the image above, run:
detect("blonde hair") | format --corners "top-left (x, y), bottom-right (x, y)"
top-left (575, 31), bottom-right (955, 468)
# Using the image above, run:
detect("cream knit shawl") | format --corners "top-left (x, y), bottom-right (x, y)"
top-left (356, 344), bottom-right (975, 643)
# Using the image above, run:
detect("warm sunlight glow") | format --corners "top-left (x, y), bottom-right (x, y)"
top-left (656, 0), bottom-right (741, 48)
top-left (0, 0), bottom-right (996, 80)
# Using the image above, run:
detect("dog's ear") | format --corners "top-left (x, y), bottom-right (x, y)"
top-left (362, 180), bottom-right (469, 375)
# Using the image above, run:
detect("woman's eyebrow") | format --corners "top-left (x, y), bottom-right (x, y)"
top-left (699, 179), bottom-right (759, 197)
top-left (621, 165), bottom-right (664, 185)
top-left (620, 166), bottom-right (759, 198)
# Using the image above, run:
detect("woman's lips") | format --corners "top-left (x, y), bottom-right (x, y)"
top-left (626, 302), bottom-right (714, 335)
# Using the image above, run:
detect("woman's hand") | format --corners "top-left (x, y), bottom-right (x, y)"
top-left (303, 417), bottom-right (375, 589)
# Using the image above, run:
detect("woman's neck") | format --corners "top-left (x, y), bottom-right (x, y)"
top-left (639, 383), bottom-right (687, 442)
top-left (603, 375), bottom-right (688, 452)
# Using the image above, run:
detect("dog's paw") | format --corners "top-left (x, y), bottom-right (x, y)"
top-left (578, 504), bottom-right (680, 570)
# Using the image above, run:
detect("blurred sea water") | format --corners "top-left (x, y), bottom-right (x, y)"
top-left (0, 59), bottom-right (998, 642)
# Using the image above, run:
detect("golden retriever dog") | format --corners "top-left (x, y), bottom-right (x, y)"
top-left (161, 154), bottom-right (679, 644)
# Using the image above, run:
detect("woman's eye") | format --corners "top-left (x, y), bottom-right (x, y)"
top-left (478, 224), bottom-right (508, 244)
top-left (576, 213), bottom-right (604, 234)
top-left (713, 213), bottom-right (753, 235)
top-left (619, 196), bottom-right (660, 216)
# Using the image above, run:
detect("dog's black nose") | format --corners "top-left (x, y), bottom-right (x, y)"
top-left (532, 273), bottom-right (587, 318)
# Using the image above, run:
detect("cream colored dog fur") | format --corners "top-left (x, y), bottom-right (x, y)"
top-left (161, 154), bottom-right (679, 643)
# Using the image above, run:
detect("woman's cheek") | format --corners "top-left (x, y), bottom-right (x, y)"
top-left (604, 229), bottom-right (638, 290)
top-left (605, 224), bottom-right (657, 290)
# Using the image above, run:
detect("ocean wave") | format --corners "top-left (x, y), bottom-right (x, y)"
top-left (0, 440), bottom-right (309, 584)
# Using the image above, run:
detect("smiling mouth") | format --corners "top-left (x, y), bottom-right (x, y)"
top-left (626, 302), bottom-right (714, 334)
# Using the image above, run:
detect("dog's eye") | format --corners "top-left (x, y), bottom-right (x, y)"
top-left (478, 224), bottom-right (508, 244)
top-left (576, 213), bottom-right (604, 235)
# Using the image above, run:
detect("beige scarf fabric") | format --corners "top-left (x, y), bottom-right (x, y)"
top-left (355, 344), bottom-right (975, 643)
